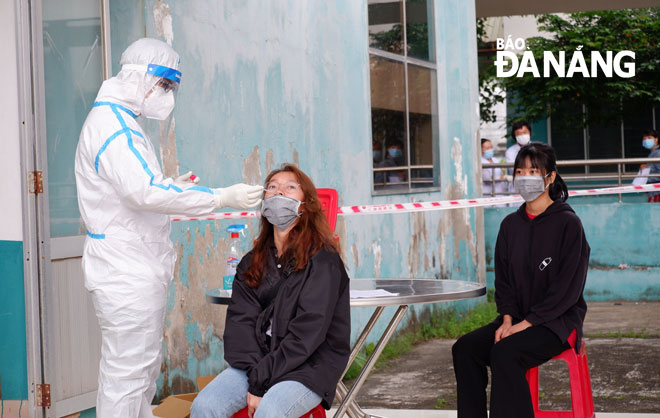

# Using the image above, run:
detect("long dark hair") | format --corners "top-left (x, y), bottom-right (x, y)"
top-left (513, 142), bottom-right (568, 202)
top-left (244, 164), bottom-right (340, 288)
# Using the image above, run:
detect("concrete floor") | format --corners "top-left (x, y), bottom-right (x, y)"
top-left (341, 301), bottom-right (660, 416)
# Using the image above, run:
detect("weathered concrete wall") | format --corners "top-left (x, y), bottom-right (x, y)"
top-left (110, 0), bottom-right (483, 398)
top-left (485, 202), bottom-right (660, 301)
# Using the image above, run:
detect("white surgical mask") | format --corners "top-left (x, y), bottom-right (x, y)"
top-left (142, 87), bottom-right (175, 120)
top-left (514, 174), bottom-right (550, 202)
top-left (516, 134), bottom-right (531, 146)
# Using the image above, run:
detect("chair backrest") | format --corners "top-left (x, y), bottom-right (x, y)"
top-left (316, 188), bottom-right (338, 233)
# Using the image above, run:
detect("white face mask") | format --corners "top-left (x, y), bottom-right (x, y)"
top-left (516, 134), bottom-right (531, 146)
top-left (142, 87), bottom-right (175, 120)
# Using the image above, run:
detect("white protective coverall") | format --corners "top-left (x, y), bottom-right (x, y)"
top-left (74, 38), bottom-right (259, 418)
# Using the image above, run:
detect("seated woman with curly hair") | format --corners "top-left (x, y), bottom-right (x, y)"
top-left (191, 164), bottom-right (351, 418)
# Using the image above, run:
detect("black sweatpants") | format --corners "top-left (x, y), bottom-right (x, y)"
top-left (452, 320), bottom-right (569, 418)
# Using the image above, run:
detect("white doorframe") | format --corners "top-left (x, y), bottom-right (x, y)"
top-left (16, 0), bottom-right (49, 416)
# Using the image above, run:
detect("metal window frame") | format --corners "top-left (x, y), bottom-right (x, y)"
top-left (368, 0), bottom-right (440, 196)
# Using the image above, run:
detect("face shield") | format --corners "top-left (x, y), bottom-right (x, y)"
top-left (123, 63), bottom-right (181, 157)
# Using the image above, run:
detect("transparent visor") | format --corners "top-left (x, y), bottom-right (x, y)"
top-left (122, 63), bottom-right (181, 95)
top-left (146, 63), bottom-right (181, 92)
top-left (123, 63), bottom-right (181, 152)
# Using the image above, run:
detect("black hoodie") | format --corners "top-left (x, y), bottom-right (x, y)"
top-left (494, 200), bottom-right (590, 352)
top-left (224, 248), bottom-right (351, 409)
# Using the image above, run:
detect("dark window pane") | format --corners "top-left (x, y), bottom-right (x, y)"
top-left (408, 65), bottom-right (437, 188)
top-left (588, 119), bottom-right (621, 173)
top-left (370, 57), bottom-right (407, 190)
top-left (406, 0), bottom-right (433, 61)
top-left (551, 102), bottom-right (585, 174)
top-left (369, 0), bottom-right (404, 55)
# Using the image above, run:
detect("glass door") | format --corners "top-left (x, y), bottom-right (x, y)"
top-left (41, 1), bottom-right (105, 416)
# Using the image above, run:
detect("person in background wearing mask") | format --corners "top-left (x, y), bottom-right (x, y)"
top-left (506, 121), bottom-right (532, 165)
top-left (373, 139), bottom-right (385, 186)
top-left (452, 142), bottom-right (590, 418)
top-left (640, 129), bottom-right (660, 202)
top-left (191, 164), bottom-right (350, 418)
top-left (481, 138), bottom-right (507, 198)
top-left (75, 38), bottom-right (263, 418)
top-left (376, 139), bottom-right (407, 187)
top-left (505, 121), bottom-right (532, 192)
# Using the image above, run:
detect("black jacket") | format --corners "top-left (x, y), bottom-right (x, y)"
top-left (223, 247), bottom-right (351, 409)
top-left (494, 201), bottom-right (590, 352)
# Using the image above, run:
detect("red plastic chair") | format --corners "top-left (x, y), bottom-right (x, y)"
top-left (317, 188), bottom-right (339, 233)
top-left (231, 403), bottom-right (326, 418)
top-left (525, 331), bottom-right (595, 418)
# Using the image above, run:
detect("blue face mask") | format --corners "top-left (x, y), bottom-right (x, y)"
top-left (483, 149), bottom-right (494, 160)
top-left (643, 138), bottom-right (656, 150)
top-left (373, 150), bottom-right (382, 161)
top-left (388, 148), bottom-right (403, 159)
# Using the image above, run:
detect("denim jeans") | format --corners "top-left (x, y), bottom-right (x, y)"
top-left (190, 367), bottom-right (322, 418)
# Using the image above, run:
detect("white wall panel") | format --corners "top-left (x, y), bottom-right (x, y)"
top-left (0, 0), bottom-right (24, 241)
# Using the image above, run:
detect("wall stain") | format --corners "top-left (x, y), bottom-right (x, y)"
top-left (293, 148), bottom-right (299, 166)
top-left (351, 243), bottom-right (359, 269)
top-left (164, 224), bottom-right (229, 374)
top-left (408, 208), bottom-right (428, 278)
top-left (265, 149), bottom-right (275, 174)
top-left (160, 118), bottom-right (179, 178)
top-left (335, 215), bottom-right (347, 264)
top-left (372, 241), bottom-right (382, 278)
top-left (449, 138), bottom-right (478, 269)
top-left (193, 340), bottom-right (210, 362)
top-left (169, 374), bottom-right (195, 397)
top-left (153, 1), bottom-right (174, 45)
top-left (242, 146), bottom-right (262, 185)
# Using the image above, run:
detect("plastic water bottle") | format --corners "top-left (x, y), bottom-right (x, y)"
top-left (223, 224), bottom-right (246, 290)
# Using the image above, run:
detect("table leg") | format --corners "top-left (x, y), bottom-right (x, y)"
top-left (333, 305), bottom-right (409, 418)
top-left (345, 306), bottom-right (386, 376)
top-left (335, 306), bottom-right (385, 418)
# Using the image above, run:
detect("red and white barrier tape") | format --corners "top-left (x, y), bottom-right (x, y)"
top-left (170, 183), bottom-right (660, 221)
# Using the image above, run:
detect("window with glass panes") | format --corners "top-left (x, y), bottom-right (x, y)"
top-left (368, 0), bottom-right (439, 193)
top-left (548, 100), bottom-right (657, 174)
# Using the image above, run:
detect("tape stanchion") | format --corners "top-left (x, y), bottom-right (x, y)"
top-left (170, 183), bottom-right (660, 222)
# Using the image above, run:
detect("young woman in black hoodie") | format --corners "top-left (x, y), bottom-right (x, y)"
top-left (452, 142), bottom-right (590, 418)
top-left (191, 165), bottom-right (350, 418)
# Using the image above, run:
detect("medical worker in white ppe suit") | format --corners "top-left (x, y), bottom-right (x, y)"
top-left (74, 38), bottom-right (263, 418)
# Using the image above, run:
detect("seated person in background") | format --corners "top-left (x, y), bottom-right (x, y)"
top-left (481, 138), bottom-right (507, 197)
top-left (377, 140), bottom-right (407, 187)
top-left (641, 129), bottom-right (660, 203)
top-left (191, 164), bottom-right (351, 418)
